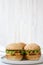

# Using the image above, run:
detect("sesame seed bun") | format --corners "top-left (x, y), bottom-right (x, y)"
top-left (6, 42), bottom-right (26, 50)
top-left (25, 54), bottom-right (41, 60)
top-left (24, 43), bottom-right (41, 60)
top-left (5, 42), bottom-right (26, 60)
top-left (24, 43), bottom-right (40, 50)
top-left (5, 55), bottom-right (23, 60)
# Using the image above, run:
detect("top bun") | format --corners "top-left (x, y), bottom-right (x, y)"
top-left (6, 42), bottom-right (26, 50)
top-left (24, 43), bottom-right (40, 50)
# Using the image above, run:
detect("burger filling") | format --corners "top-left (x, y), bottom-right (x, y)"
top-left (6, 50), bottom-right (41, 56)
top-left (6, 50), bottom-right (25, 56)
top-left (25, 50), bottom-right (41, 55)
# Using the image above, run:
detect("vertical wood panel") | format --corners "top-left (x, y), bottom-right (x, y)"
top-left (0, 0), bottom-right (43, 50)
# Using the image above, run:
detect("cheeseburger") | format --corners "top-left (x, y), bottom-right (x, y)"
top-left (24, 43), bottom-right (41, 60)
top-left (6, 42), bottom-right (26, 60)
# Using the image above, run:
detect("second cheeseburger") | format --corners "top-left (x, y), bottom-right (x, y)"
top-left (24, 43), bottom-right (41, 60)
top-left (6, 42), bottom-right (25, 60)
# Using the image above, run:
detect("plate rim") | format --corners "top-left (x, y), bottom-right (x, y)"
top-left (1, 54), bottom-right (43, 64)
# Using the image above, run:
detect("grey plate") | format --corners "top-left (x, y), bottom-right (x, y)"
top-left (1, 55), bottom-right (43, 64)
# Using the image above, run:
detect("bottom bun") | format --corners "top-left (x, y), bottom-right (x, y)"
top-left (25, 54), bottom-right (41, 60)
top-left (5, 55), bottom-right (23, 60)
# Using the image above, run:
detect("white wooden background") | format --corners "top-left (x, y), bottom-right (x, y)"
top-left (0, 0), bottom-right (43, 51)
